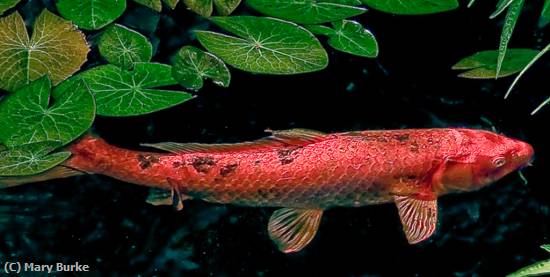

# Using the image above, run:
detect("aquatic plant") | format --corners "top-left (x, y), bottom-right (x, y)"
top-left (453, 1), bottom-right (550, 115)
top-left (507, 245), bottom-right (550, 277)
top-left (0, 0), bottom-right (460, 177)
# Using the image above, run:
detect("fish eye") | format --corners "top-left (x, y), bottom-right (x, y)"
top-left (492, 157), bottom-right (506, 168)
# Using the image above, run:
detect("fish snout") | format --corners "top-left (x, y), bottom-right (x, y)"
top-left (514, 141), bottom-right (535, 168)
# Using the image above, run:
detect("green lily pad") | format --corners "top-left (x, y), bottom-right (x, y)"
top-left (59, 63), bottom-right (194, 116)
top-left (133, 0), bottom-right (180, 11)
top-left (183, 0), bottom-right (241, 17)
top-left (361, 0), bottom-right (459, 15)
top-left (308, 20), bottom-right (378, 58)
top-left (0, 141), bottom-right (71, 177)
top-left (0, 0), bottom-right (20, 15)
top-left (0, 77), bottom-right (95, 147)
top-left (99, 24), bottom-right (153, 69)
top-left (56, 0), bottom-right (127, 30)
top-left (172, 46), bottom-right (230, 90)
top-left (246, 0), bottom-right (365, 24)
top-left (452, 49), bottom-right (538, 79)
top-left (0, 10), bottom-right (89, 92)
top-left (196, 16), bottom-right (328, 74)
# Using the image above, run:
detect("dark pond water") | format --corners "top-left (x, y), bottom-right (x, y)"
top-left (1, 0), bottom-right (550, 276)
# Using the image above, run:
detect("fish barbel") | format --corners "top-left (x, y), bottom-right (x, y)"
top-left (0, 128), bottom-right (534, 253)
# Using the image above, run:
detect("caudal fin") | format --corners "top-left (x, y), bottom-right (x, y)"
top-left (0, 166), bottom-right (85, 189)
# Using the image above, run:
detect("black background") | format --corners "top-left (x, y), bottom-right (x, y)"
top-left (2, 0), bottom-right (550, 276)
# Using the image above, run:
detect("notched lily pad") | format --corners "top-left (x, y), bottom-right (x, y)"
top-left (184, 0), bottom-right (241, 17)
top-left (308, 20), bottom-right (378, 58)
top-left (247, 0), bottom-right (366, 24)
top-left (196, 16), bottom-right (328, 74)
top-left (0, 77), bottom-right (95, 147)
top-left (0, 141), bottom-right (70, 177)
top-left (99, 24), bottom-right (153, 69)
top-left (172, 46), bottom-right (230, 90)
top-left (56, 0), bottom-right (127, 30)
top-left (0, 10), bottom-right (90, 92)
top-left (59, 63), bottom-right (194, 116)
top-left (362, 0), bottom-right (459, 15)
top-left (452, 49), bottom-right (538, 79)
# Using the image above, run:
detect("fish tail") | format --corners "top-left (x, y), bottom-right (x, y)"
top-left (0, 165), bottom-right (85, 189)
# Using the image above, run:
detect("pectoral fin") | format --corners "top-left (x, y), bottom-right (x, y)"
top-left (394, 195), bottom-right (438, 244)
top-left (146, 187), bottom-right (186, 211)
top-left (268, 208), bottom-right (323, 253)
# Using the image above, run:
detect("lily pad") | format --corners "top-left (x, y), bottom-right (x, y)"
top-left (0, 141), bottom-right (71, 176)
top-left (0, 0), bottom-right (20, 15)
top-left (59, 63), bottom-right (194, 116)
top-left (133, 0), bottom-right (180, 11)
top-left (0, 77), bottom-right (95, 147)
top-left (56, 0), bottom-right (127, 30)
top-left (196, 16), bottom-right (328, 74)
top-left (246, 0), bottom-right (365, 24)
top-left (361, 0), bottom-right (459, 15)
top-left (172, 46), bottom-right (230, 90)
top-left (99, 24), bottom-right (153, 69)
top-left (452, 49), bottom-right (538, 79)
top-left (183, 0), bottom-right (241, 17)
top-left (307, 20), bottom-right (378, 58)
top-left (0, 10), bottom-right (89, 92)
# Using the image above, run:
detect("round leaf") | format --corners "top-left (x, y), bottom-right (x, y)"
top-left (183, 0), bottom-right (241, 17)
top-left (99, 24), bottom-right (153, 69)
top-left (172, 46), bottom-right (230, 90)
top-left (133, 0), bottom-right (162, 11)
top-left (362, 0), bottom-right (459, 15)
top-left (309, 20), bottom-right (378, 58)
top-left (0, 141), bottom-right (71, 176)
top-left (56, 0), bottom-right (127, 30)
top-left (0, 0), bottom-right (20, 15)
top-left (0, 77), bottom-right (96, 147)
top-left (196, 16), bottom-right (328, 74)
top-left (247, 0), bottom-right (366, 24)
top-left (0, 10), bottom-right (89, 92)
top-left (452, 49), bottom-right (538, 79)
top-left (59, 63), bottom-right (194, 116)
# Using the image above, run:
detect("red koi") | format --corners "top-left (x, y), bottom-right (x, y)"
top-left (0, 128), bottom-right (534, 253)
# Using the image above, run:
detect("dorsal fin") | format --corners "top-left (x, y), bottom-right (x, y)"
top-left (141, 129), bottom-right (326, 154)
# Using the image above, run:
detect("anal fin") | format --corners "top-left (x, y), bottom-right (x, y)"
top-left (268, 208), bottom-right (323, 253)
top-left (394, 195), bottom-right (438, 244)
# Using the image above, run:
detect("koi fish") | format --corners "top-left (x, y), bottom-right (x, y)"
top-left (0, 128), bottom-right (534, 253)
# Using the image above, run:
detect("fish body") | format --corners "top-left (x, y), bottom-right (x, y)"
top-left (2, 128), bottom-right (535, 253)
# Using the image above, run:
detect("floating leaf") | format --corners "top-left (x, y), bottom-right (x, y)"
top-left (172, 46), bottom-right (230, 90)
top-left (361, 0), bottom-right (459, 15)
top-left (496, 0), bottom-right (524, 78)
top-left (0, 141), bottom-right (71, 176)
top-left (59, 63), bottom-right (194, 116)
top-left (308, 20), bottom-right (378, 58)
top-left (540, 0), bottom-right (550, 28)
top-left (133, 0), bottom-right (180, 11)
top-left (246, 0), bottom-right (365, 24)
top-left (184, 0), bottom-right (241, 17)
top-left (0, 10), bottom-right (89, 92)
top-left (452, 49), bottom-right (537, 79)
top-left (196, 16), bottom-right (328, 74)
top-left (0, 0), bottom-right (20, 15)
top-left (0, 77), bottom-right (95, 147)
top-left (56, 0), bottom-right (127, 30)
top-left (99, 24), bottom-right (153, 69)
top-left (507, 245), bottom-right (550, 277)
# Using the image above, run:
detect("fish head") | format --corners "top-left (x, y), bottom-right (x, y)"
top-left (439, 130), bottom-right (534, 193)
